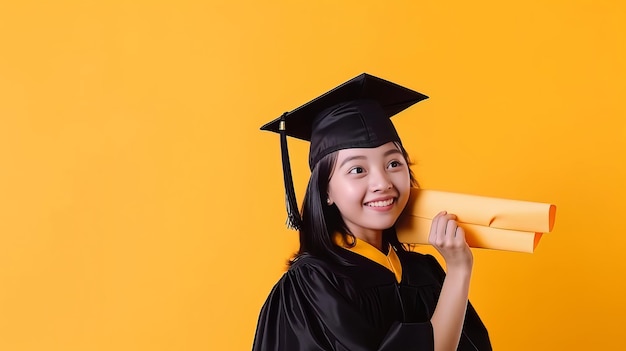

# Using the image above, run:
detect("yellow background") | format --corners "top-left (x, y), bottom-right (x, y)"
top-left (1, 1), bottom-right (624, 350)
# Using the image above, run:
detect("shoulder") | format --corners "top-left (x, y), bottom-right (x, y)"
top-left (287, 254), bottom-right (349, 286)
top-left (287, 253), bottom-right (332, 276)
top-left (289, 253), bottom-right (329, 269)
top-left (254, 255), bottom-right (351, 350)
top-left (259, 254), bottom-right (357, 312)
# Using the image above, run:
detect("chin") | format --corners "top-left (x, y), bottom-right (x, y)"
top-left (367, 219), bottom-right (399, 231)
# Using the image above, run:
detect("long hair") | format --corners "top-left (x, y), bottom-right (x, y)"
top-left (291, 142), bottom-right (418, 265)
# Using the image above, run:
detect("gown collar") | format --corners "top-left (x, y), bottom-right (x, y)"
top-left (333, 233), bottom-right (402, 283)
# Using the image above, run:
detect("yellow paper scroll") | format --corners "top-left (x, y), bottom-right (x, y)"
top-left (395, 188), bottom-right (557, 253)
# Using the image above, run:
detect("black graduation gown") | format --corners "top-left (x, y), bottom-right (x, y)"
top-left (252, 247), bottom-right (492, 351)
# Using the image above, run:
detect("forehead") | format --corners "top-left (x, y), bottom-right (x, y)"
top-left (335, 142), bottom-right (401, 160)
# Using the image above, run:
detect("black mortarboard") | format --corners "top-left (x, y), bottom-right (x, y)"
top-left (261, 73), bottom-right (428, 230)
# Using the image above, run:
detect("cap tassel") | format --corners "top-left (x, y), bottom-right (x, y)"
top-left (279, 113), bottom-right (303, 230)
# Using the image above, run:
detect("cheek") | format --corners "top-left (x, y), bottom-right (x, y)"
top-left (328, 178), bottom-right (363, 204)
top-left (392, 171), bottom-right (412, 204)
top-left (392, 169), bottom-right (411, 188)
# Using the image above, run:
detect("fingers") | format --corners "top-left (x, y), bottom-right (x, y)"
top-left (454, 225), bottom-right (466, 241)
top-left (446, 218), bottom-right (458, 240)
top-left (428, 211), bottom-right (444, 244)
top-left (428, 211), bottom-right (464, 248)
top-left (429, 211), bottom-right (473, 269)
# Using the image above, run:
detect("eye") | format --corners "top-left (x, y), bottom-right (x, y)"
top-left (387, 160), bottom-right (403, 169)
top-left (348, 167), bottom-right (365, 174)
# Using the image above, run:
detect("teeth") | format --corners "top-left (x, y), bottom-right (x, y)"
top-left (366, 199), bottom-right (394, 207)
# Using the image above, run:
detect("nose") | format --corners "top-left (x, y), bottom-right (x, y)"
top-left (370, 168), bottom-right (393, 192)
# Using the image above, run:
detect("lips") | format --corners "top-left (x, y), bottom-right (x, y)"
top-left (364, 198), bottom-right (395, 207)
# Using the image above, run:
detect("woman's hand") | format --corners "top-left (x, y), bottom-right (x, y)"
top-left (429, 211), bottom-right (474, 351)
top-left (428, 211), bottom-right (473, 271)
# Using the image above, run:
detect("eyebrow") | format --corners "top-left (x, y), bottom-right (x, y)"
top-left (339, 149), bottom-right (403, 168)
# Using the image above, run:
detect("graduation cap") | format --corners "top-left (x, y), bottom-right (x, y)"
top-left (261, 73), bottom-right (428, 230)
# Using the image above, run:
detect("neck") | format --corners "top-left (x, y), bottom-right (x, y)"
top-left (351, 229), bottom-right (384, 251)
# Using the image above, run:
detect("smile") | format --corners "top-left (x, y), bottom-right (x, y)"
top-left (364, 198), bottom-right (395, 207)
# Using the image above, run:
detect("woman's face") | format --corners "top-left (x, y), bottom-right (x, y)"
top-left (327, 142), bottom-right (411, 238)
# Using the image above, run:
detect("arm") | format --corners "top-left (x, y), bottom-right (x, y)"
top-left (428, 211), bottom-right (474, 351)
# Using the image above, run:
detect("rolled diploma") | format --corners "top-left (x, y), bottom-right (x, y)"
top-left (397, 216), bottom-right (543, 253)
top-left (396, 188), bottom-right (556, 253)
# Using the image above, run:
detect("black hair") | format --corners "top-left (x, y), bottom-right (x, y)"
top-left (290, 142), bottom-right (418, 265)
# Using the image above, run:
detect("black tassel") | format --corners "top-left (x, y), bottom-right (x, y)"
top-left (279, 113), bottom-right (302, 230)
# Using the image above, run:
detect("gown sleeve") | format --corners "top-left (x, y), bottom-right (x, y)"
top-left (252, 258), bottom-right (434, 351)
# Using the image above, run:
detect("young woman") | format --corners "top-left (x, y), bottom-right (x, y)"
top-left (253, 73), bottom-right (492, 351)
